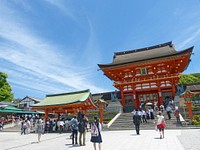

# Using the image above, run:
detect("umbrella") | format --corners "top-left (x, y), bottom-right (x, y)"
top-left (146, 102), bottom-right (153, 105)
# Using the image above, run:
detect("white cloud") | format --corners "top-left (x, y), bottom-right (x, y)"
top-left (44, 0), bottom-right (77, 21)
top-left (177, 26), bottom-right (200, 49)
top-left (0, 1), bottom-right (107, 98)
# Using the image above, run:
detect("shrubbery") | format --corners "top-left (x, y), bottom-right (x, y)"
top-left (103, 118), bottom-right (112, 124)
top-left (192, 115), bottom-right (200, 125)
top-left (192, 106), bottom-right (200, 111)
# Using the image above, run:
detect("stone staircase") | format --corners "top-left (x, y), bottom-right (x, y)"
top-left (105, 111), bottom-right (183, 131)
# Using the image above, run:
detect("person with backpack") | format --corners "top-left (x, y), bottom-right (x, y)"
top-left (70, 116), bottom-right (78, 145)
top-left (21, 119), bottom-right (27, 135)
top-left (90, 116), bottom-right (102, 150)
top-left (133, 109), bottom-right (141, 135)
top-left (78, 114), bottom-right (87, 146)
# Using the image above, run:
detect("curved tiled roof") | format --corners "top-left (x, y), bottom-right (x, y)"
top-left (98, 41), bottom-right (193, 68)
top-left (32, 89), bottom-right (95, 107)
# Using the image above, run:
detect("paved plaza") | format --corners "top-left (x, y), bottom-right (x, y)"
top-left (1, 129), bottom-right (200, 150)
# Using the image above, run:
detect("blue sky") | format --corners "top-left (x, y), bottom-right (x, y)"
top-left (0, 0), bottom-right (200, 99)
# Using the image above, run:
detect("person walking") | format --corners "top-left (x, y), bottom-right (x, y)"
top-left (78, 114), bottom-right (87, 146)
top-left (70, 116), bottom-right (78, 145)
top-left (21, 119), bottom-right (27, 135)
top-left (90, 116), bottom-right (102, 150)
top-left (156, 111), bottom-right (166, 139)
top-left (59, 119), bottom-right (64, 134)
top-left (166, 105), bottom-right (172, 120)
top-left (36, 119), bottom-right (44, 142)
top-left (133, 109), bottom-right (141, 135)
top-left (174, 106), bottom-right (181, 125)
top-left (141, 109), bottom-right (147, 123)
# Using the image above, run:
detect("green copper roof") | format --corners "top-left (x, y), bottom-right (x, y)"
top-left (0, 105), bottom-right (22, 111)
top-left (0, 105), bottom-right (38, 114)
top-left (32, 89), bottom-right (93, 107)
top-left (94, 98), bottom-right (108, 104)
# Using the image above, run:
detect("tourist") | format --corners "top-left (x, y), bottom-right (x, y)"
top-left (141, 109), bottom-right (147, 123)
top-left (156, 111), bottom-right (166, 139)
top-left (36, 119), bottom-right (44, 142)
top-left (78, 114), bottom-right (87, 146)
top-left (90, 116), bottom-right (102, 150)
top-left (45, 119), bottom-right (50, 133)
top-left (166, 105), bottom-right (172, 120)
top-left (0, 118), bottom-right (4, 131)
top-left (174, 106), bottom-right (181, 125)
top-left (84, 115), bottom-right (89, 132)
top-left (132, 109), bottom-right (141, 135)
top-left (160, 105), bottom-right (164, 113)
top-left (26, 119), bottom-right (31, 134)
top-left (77, 108), bottom-right (83, 122)
top-left (21, 119), bottom-right (27, 135)
top-left (150, 108), bottom-right (155, 120)
top-left (70, 116), bottom-right (78, 145)
top-left (59, 119), bottom-right (64, 134)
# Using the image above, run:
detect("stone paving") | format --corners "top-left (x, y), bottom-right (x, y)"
top-left (177, 129), bottom-right (200, 150)
top-left (1, 129), bottom-right (199, 150)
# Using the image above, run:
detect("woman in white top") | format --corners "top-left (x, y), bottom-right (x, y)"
top-left (36, 119), bottom-right (44, 142)
top-left (156, 111), bottom-right (166, 139)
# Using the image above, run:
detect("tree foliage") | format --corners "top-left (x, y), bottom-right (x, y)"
top-left (0, 72), bottom-right (13, 102)
top-left (179, 73), bottom-right (200, 84)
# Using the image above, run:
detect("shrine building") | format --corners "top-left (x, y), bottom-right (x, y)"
top-left (98, 42), bottom-right (193, 112)
top-left (31, 89), bottom-right (97, 121)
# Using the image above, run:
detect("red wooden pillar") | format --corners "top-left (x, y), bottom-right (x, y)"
top-left (99, 108), bottom-right (103, 124)
top-left (73, 108), bottom-right (77, 116)
top-left (83, 109), bottom-right (87, 115)
top-left (120, 86), bottom-right (125, 112)
top-left (132, 84), bottom-right (137, 109)
top-left (171, 79), bottom-right (176, 99)
top-left (45, 108), bottom-right (48, 122)
top-left (157, 82), bottom-right (163, 108)
top-left (57, 113), bottom-right (60, 121)
top-left (183, 93), bottom-right (193, 120)
top-left (186, 101), bottom-right (193, 120)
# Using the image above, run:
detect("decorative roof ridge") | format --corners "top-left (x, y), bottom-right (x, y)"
top-left (21, 96), bottom-right (43, 102)
top-left (98, 46), bottom-right (193, 68)
top-left (114, 41), bottom-right (172, 56)
top-left (28, 96), bottom-right (43, 101)
top-left (46, 89), bottom-right (90, 97)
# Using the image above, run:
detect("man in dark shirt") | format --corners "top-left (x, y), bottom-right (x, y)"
top-left (133, 109), bottom-right (141, 135)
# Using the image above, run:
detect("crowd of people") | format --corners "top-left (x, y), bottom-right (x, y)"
top-left (132, 101), bottom-right (181, 139)
top-left (1, 100), bottom-right (182, 149)
top-left (21, 111), bottom-right (103, 150)
top-left (67, 112), bottom-right (102, 150)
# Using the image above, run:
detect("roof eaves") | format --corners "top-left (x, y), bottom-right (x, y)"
top-left (98, 46), bottom-right (193, 69)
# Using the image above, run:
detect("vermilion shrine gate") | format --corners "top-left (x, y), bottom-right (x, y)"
top-left (98, 42), bottom-right (193, 112)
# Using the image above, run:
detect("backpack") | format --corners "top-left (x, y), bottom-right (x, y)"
top-left (133, 113), bottom-right (141, 125)
top-left (78, 121), bottom-right (85, 133)
top-left (71, 119), bottom-right (78, 130)
top-left (23, 122), bottom-right (27, 129)
top-left (91, 122), bottom-right (99, 137)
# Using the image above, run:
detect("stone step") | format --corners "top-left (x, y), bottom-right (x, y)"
top-left (107, 111), bottom-right (182, 131)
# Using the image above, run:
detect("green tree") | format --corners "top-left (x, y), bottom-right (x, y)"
top-left (179, 73), bottom-right (200, 84)
top-left (0, 72), bottom-right (13, 102)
